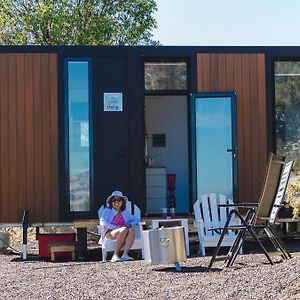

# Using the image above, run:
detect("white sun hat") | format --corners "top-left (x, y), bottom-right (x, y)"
top-left (106, 190), bottom-right (128, 204)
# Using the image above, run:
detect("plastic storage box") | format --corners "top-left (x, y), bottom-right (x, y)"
top-left (38, 233), bottom-right (76, 258)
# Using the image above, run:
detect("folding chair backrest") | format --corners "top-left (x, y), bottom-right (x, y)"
top-left (254, 153), bottom-right (286, 224)
top-left (194, 193), bottom-right (237, 236)
top-left (269, 160), bottom-right (294, 224)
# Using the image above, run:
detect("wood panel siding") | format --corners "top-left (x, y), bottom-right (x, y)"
top-left (0, 53), bottom-right (59, 223)
top-left (197, 53), bottom-right (267, 202)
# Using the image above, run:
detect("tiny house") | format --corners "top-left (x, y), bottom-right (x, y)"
top-left (0, 46), bottom-right (299, 223)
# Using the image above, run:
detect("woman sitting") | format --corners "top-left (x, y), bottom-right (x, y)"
top-left (100, 191), bottom-right (140, 262)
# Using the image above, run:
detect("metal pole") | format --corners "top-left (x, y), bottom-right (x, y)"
top-left (22, 209), bottom-right (29, 260)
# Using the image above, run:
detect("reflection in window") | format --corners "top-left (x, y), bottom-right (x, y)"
top-left (80, 121), bottom-right (89, 147)
top-left (275, 61), bottom-right (300, 176)
top-left (145, 62), bottom-right (187, 90)
top-left (195, 97), bottom-right (233, 198)
top-left (67, 61), bottom-right (90, 212)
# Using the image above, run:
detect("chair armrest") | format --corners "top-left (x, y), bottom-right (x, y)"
top-left (194, 219), bottom-right (204, 223)
top-left (133, 223), bottom-right (145, 240)
top-left (96, 224), bottom-right (102, 234)
top-left (218, 203), bottom-right (258, 208)
top-left (208, 225), bottom-right (246, 232)
top-left (138, 222), bottom-right (147, 232)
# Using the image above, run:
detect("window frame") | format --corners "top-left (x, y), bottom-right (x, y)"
top-left (64, 57), bottom-right (94, 215)
top-left (273, 59), bottom-right (300, 155)
top-left (143, 57), bottom-right (189, 95)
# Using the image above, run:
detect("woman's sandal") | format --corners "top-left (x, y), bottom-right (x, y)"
top-left (121, 255), bottom-right (134, 261)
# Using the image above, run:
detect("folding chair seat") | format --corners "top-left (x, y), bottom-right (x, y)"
top-left (208, 153), bottom-right (294, 271)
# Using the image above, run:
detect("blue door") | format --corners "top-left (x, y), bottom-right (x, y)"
top-left (191, 93), bottom-right (238, 201)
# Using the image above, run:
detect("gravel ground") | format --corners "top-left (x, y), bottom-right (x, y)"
top-left (0, 247), bottom-right (300, 300)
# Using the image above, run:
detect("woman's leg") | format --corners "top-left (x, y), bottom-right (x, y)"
top-left (106, 227), bottom-right (129, 257)
top-left (114, 227), bottom-right (129, 256)
top-left (122, 228), bottom-right (135, 257)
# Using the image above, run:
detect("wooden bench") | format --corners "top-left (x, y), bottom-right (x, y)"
top-left (48, 242), bottom-right (76, 262)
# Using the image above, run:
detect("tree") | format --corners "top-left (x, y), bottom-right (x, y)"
top-left (0, 0), bottom-right (158, 45)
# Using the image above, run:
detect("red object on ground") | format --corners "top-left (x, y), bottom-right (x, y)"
top-left (38, 233), bottom-right (76, 258)
top-left (167, 174), bottom-right (176, 189)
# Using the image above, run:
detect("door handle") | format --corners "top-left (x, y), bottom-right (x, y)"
top-left (227, 148), bottom-right (237, 158)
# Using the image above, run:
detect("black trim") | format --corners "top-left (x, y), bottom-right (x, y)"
top-left (3, 45), bottom-right (300, 56)
top-left (189, 93), bottom-right (197, 211)
top-left (269, 56), bottom-right (300, 155)
top-left (266, 53), bottom-right (275, 156)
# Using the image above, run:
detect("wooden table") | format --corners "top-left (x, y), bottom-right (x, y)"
top-left (151, 218), bottom-right (190, 256)
top-left (277, 218), bottom-right (300, 223)
top-left (73, 219), bottom-right (99, 259)
top-left (277, 218), bottom-right (300, 234)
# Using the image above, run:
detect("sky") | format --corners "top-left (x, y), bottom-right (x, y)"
top-left (152, 0), bottom-right (300, 46)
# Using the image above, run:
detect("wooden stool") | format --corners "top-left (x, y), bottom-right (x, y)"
top-left (48, 242), bottom-right (76, 262)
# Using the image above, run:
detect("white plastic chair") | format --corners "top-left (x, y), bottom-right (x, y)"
top-left (193, 193), bottom-right (242, 256)
top-left (97, 200), bottom-right (145, 262)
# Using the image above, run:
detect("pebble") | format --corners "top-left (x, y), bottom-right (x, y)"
top-left (0, 251), bottom-right (300, 300)
top-left (1, 228), bottom-right (300, 299)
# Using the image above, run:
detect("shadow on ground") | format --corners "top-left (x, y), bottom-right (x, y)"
top-left (153, 265), bottom-right (222, 273)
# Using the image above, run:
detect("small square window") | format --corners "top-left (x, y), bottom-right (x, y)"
top-left (145, 62), bottom-right (187, 91)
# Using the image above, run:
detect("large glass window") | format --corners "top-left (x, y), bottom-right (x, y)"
top-left (67, 61), bottom-right (91, 212)
top-left (275, 61), bottom-right (300, 179)
top-left (145, 62), bottom-right (187, 91)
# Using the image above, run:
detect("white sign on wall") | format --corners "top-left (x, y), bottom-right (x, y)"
top-left (103, 92), bottom-right (123, 111)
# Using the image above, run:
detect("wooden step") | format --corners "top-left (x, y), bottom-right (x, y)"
top-left (48, 242), bottom-right (76, 262)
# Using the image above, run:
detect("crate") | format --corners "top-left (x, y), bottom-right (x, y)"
top-left (48, 243), bottom-right (76, 262)
top-left (38, 233), bottom-right (76, 258)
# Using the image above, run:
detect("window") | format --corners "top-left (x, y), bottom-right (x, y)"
top-left (145, 62), bottom-right (187, 91)
top-left (67, 61), bottom-right (91, 212)
top-left (274, 61), bottom-right (300, 176)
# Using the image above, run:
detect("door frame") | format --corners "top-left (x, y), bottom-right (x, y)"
top-left (144, 95), bottom-right (190, 215)
top-left (190, 92), bottom-right (238, 204)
